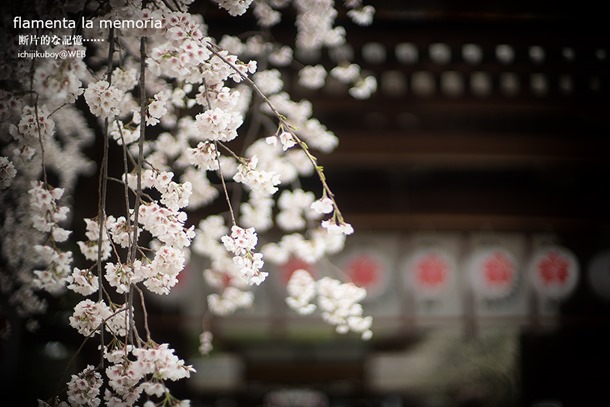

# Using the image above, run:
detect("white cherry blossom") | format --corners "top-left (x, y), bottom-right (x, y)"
top-left (67, 365), bottom-right (103, 407)
top-left (298, 65), bottom-right (327, 89)
top-left (69, 299), bottom-right (112, 337)
top-left (1, 0), bottom-right (375, 402)
top-left (221, 225), bottom-right (258, 256)
top-left (347, 5), bottom-right (376, 26)
top-left (84, 80), bottom-right (123, 119)
top-left (0, 156), bottom-right (16, 189)
top-left (311, 197), bottom-right (334, 214)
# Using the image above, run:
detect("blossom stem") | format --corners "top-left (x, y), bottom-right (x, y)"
top-left (126, 36), bottom-right (148, 345)
top-left (215, 140), bottom-right (237, 226)
top-left (114, 118), bottom-right (134, 250)
top-left (33, 95), bottom-right (48, 186)
top-left (135, 285), bottom-right (152, 343)
top-left (206, 43), bottom-right (345, 222)
top-left (96, 26), bottom-right (115, 371)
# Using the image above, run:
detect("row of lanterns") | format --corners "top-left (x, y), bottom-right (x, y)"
top-left (276, 245), bottom-right (583, 303)
top-left (166, 242), bottom-right (610, 316)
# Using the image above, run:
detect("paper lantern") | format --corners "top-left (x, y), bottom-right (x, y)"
top-left (468, 247), bottom-right (518, 300)
top-left (587, 249), bottom-right (610, 301)
top-left (406, 248), bottom-right (454, 300)
top-left (529, 246), bottom-right (578, 299)
top-left (341, 251), bottom-right (388, 300)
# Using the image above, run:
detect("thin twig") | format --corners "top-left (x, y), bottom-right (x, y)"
top-left (214, 140), bottom-right (237, 226)
top-left (114, 117), bottom-right (134, 250)
top-left (206, 43), bottom-right (346, 222)
top-left (134, 285), bottom-right (152, 343)
top-left (33, 94), bottom-right (48, 186)
top-left (96, 26), bottom-right (115, 370)
top-left (126, 36), bottom-right (148, 345)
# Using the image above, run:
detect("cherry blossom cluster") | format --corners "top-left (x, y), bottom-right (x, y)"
top-left (286, 269), bottom-right (373, 340)
top-left (317, 276), bottom-right (373, 340)
top-left (1, 0), bottom-right (376, 404)
top-left (31, 43), bottom-right (88, 107)
top-left (137, 202), bottom-right (194, 249)
top-left (28, 181), bottom-right (73, 294)
top-left (9, 105), bottom-right (56, 145)
top-left (212, 0), bottom-right (254, 17)
top-left (286, 269), bottom-right (317, 315)
top-left (0, 156), bottom-right (16, 189)
top-left (28, 181), bottom-right (70, 239)
top-left (261, 227), bottom-right (348, 266)
top-left (84, 80), bottom-right (124, 119)
top-left (233, 155), bottom-right (281, 195)
top-left (192, 215), bottom-right (256, 315)
top-left (146, 11), bottom-right (211, 81)
top-left (68, 299), bottom-right (113, 337)
top-left (66, 365), bottom-right (103, 407)
top-left (238, 0), bottom-right (377, 97)
top-left (199, 330), bottom-right (214, 356)
top-left (77, 217), bottom-right (113, 262)
top-left (221, 225), bottom-right (267, 285)
top-left (101, 343), bottom-right (194, 406)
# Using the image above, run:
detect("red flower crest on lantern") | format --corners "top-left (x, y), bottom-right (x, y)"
top-left (406, 249), bottom-right (454, 300)
top-left (342, 251), bottom-right (388, 300)
top-left (346, 254), bottom-right (379, 287)
top-left (530, 246), bottom-right (578, 299)
top-left (469, 247), bottom-right (518, 299)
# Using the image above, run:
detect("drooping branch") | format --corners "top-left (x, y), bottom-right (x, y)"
top-left (205, 43), bottom-right (347, 224)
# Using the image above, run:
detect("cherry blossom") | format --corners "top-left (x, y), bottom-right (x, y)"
top-left (298, 65), bottom-right (327, 89)
top-left (311, 196), bottom-right (334, 214)
top-left (194, 107), bottom-right (243, 142)
top-left (286, 269), bottom-right (317, 315)
top-left (286, 270), bottom-right (373, 340)
top-left (0, 156), bottom-right (16, 189)
top-left (349, 75), bottom-right (378, 99)
top-left (253, 69), bottom-right (284, 95)
top-left (322, 219), bottom-right (355, 235)
top-left (66, 365), bottom-right (103, 407)
top-left (1, 0), bottom-right (375, 403)
top-left (187, 141), bottom-right (220, 171)
top-left (276, 189), bottom-right (316, 231)
top-left (84, 80), bottom-right (124, 119)
top-left (213, 0), bottom-right (255, 16)
top-left (233, 155), bottom-right (282, 194)
top-left (317, 277), bottom-right (373, 340)
top-left (9, 105), bottom-right (55, 144)
top-left (199, 331), bottom-right (214, 355)
top-left (347, 5), bottom-right (376, 26)
top-left (77, 217), bottom-right (113, 262)
top-left (208, 286), bottom-right (254, 315)
top-left (69, 299), bottom-right (113, 337)
top-left (146, 90), bottom-right (170, 126)
top-left (222, 225), bottom-right (258, 256)
top-left (331, 63), bottom-right (361, 83)
top-left (240, 192), bottom-right (274, 231)
top-left (66, 267), bottom-right (98, 296)
top-left (32, 245), bottom-right (72, 295)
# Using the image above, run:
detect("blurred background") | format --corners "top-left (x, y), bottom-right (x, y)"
top-left (3, 1), bottom-right (610, 406)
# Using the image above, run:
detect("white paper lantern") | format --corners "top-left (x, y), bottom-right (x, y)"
top-left (405, 248), bottom-right (455, 300)
top-left (341, 250), bottom-right (389, 300)
top-left (587, 249), bottom-right (610, 301)
top-left (529, 246), bottom-right (579, 299)
top-left (468, 247), bottom-right (519, 300)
